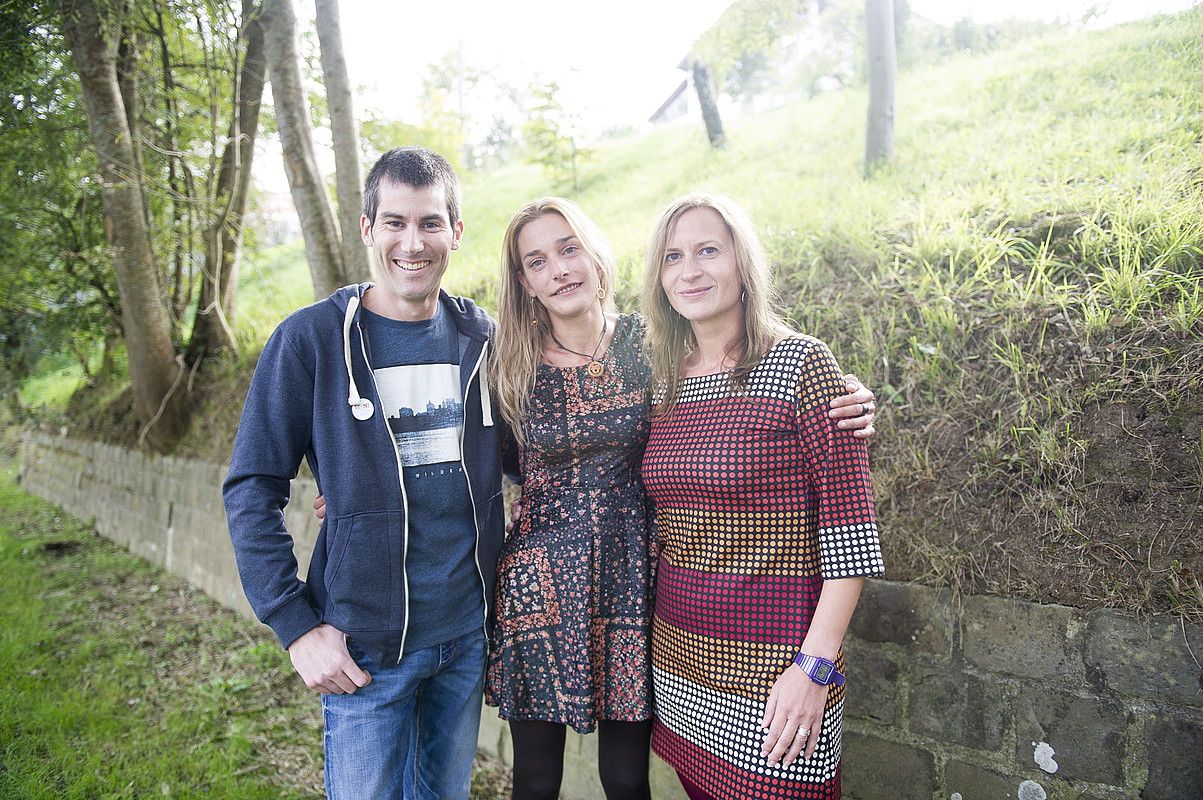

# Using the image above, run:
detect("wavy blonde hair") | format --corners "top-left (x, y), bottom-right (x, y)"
top-left (491, 197), bottom-right (618, 445)
top-left (640, 192), bottom-right (793, 417)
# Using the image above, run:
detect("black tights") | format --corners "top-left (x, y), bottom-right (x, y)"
top-left (509, 719), bottom-right (653, 800)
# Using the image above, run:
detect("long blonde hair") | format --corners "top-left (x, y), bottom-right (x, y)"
top-left (491, 197), bottom-right (618, 444)
top-left (640, 192), bottom-right (792, 417)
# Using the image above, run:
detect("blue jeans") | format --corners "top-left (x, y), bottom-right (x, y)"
top-left (322, 629), bottom-right (486, 800)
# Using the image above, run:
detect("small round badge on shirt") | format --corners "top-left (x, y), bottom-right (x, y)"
top-left (350, 398), bottom-right (374, 421)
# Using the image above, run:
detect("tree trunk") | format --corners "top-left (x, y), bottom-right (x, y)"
top-left (189, 0), bottom-right (267, 359)
top-left (115, 19), bottom-right (150, 235)
top-left (314, 0), bottom-right (368, 282)
top-left (60, 0), bottom-right (188, 451)
top-left (151, 1), bottom-right (188, 330)
top-left (692, 59), bottom-right (726, 149)
top-left (261, 0), bottom-right (346, 299)
top-left (864, 0), bottom-right (896, 175)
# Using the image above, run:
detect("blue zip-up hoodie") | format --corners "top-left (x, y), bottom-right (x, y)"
top-left (223, 284), bottom-right (505, 664)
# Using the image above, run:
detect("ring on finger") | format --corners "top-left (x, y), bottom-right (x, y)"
top-left (858, 402), bottom-right (866, 416)
top-left (794, 727), bottom-right (810, 739)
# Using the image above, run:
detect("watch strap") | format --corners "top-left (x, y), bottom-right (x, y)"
top-left (793, 652), bottom-right (846, 687)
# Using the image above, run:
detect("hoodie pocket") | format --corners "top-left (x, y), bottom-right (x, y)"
top-left (324, 511), bottom-right (403, 632)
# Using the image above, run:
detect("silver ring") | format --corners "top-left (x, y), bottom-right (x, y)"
top-left (795, 727), bottom-right (810, 739)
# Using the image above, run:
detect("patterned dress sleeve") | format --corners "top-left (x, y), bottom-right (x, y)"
top-left (792, 337), bottom-right (885, 579)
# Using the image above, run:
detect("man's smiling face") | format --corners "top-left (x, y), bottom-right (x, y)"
top-left (360, 178), bottom-right (463, 320)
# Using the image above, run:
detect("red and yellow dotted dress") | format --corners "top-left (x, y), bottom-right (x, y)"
top-left (641, 336), bottom-right (884, 799)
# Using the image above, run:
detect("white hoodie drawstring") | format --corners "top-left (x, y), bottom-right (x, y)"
top-left (479, 343), bottom-right (494, 428)
top-left (343, 295), bottom-right (375, 420)
top-left (345, 291), bottom-right (491, 426)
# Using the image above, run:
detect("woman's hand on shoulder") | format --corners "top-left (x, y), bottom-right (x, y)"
top-left (829, 373), bottom-right (877, 440)
top-left (761, 664), bottom-right (828, 768)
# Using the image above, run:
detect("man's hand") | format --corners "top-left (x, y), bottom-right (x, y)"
top-left (288, 624), bottom-right (372, 695)
top-left (828, 373), bottom-right (877, 440)
top-left (313, 493), bottom-right (326, 521)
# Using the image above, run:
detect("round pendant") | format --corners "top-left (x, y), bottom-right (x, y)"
top-left (586, 360), bottom-right (605, 378)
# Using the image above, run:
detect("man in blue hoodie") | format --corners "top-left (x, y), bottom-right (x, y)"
top-left (223, 147), bottom-right (504, 799)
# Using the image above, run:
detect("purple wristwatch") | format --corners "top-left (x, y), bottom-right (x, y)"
top-left (793, 652), bottom-right (846, 687)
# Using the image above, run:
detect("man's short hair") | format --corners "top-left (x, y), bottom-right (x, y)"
top-left (362, 147), bottom-right (462, 226)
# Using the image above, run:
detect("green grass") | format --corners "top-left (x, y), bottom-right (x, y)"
top-left (0, 460), bottom-right (323, 798)
top-left (352, 9), bottom-right (1203, 619)
top-left (18, 354), bottom-right (87, 414)
top-left (0, 448), bottom-right (512, 798)
top-left (234, 240), bottom-right (313, 352)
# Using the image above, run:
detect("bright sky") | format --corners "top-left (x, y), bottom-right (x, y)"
top-left (333, 0), bottom-right (735, 133)
top-left (331, 0), bottom-right (1198, 129)
top-left (257, 0), bottom-right (1198, 192)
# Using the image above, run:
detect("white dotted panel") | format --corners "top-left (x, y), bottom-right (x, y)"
top-left (653, 665), bottom-right (842, 784)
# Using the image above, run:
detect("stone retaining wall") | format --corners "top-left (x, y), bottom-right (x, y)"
top-left (841, 583), bottom-right (1202, 800)
top-left (19, 433), bottom-right (1202, 799)
top-left (19, 431), bottom-right (322, 620)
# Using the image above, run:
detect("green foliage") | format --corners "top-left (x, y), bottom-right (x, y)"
top-left (421, 50), bottom-right (478, 166)
top-left (362, 110), bottom-right (467, 175)
top-left (521, 81), bottom-right (590, 192)
top-left (691, 0), bottom-right (1072, 103)
top-left (3, 0), bottom-right (273, 424)
top-left (234, 240), bottom-right (312, 352)
top-left (17, 354), bottom-right (88, 414)
top-left (692, 0), bottom-right (797, 88)
top-left (0, 4), bottom-right (116, 404)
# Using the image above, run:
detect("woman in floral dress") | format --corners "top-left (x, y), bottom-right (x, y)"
top-left (639, 193), bottom-right (884, 800)
top-left (486, 198), bottom-right (656, 800)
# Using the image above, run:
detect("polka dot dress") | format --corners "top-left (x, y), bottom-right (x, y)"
top-left (641, 336), bottom-right (884, 799)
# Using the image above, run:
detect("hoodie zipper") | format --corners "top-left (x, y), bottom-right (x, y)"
top-left (351, 289), bottom-right (491, 664)
top-left (353, 308), bottom-right (413, 665)
top-left (460, 341), bottom-right (492, 639)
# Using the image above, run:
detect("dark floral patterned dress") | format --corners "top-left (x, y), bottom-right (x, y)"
top-left (485, 314), bottom-right (655, 734)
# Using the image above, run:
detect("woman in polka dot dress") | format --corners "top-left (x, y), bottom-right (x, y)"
top-left (639, 193), bottom-right (885, 800)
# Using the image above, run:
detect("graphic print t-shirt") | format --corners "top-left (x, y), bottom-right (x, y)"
top-left (361, 305), bottom-right (483, 652)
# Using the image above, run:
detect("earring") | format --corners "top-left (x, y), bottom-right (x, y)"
top-left (530, 296), bottom-right (539, 327)
top-left (740, 288), bottom-right (747, 303)
top-left (596, 285), bottom-right (606, 301)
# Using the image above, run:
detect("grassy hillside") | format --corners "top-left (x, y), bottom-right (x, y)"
top-left (65, 9), bottom-right (1203, 618)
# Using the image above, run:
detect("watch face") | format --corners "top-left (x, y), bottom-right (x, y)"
top-left (814, 662), bottom-right (833, 683)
